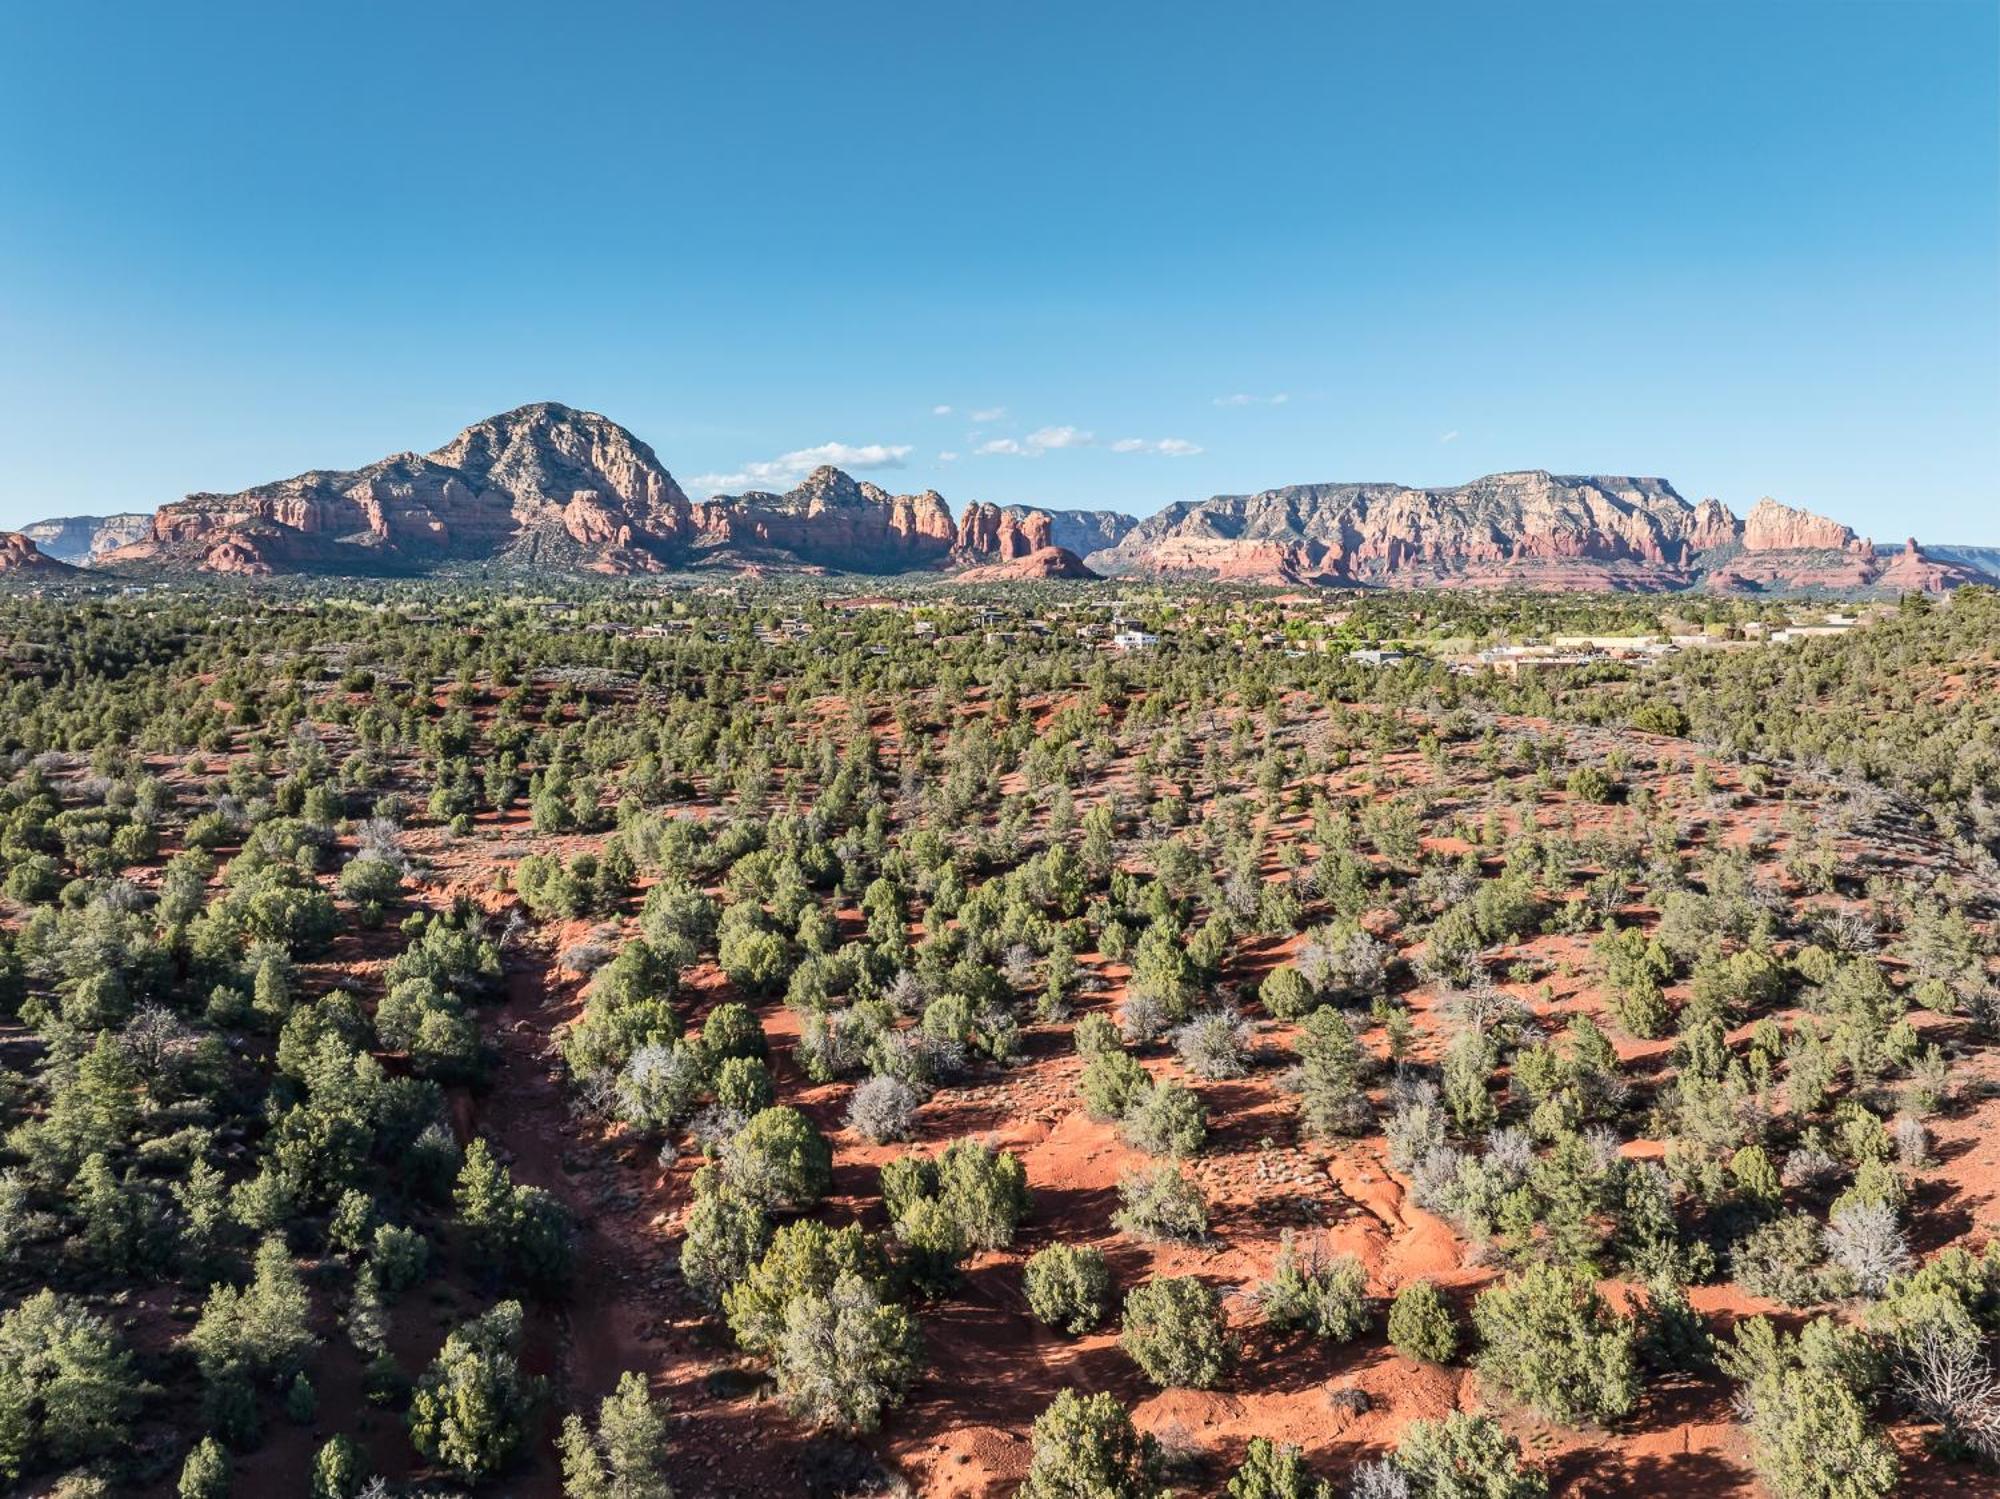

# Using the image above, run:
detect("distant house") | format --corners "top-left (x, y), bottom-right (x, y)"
top-left (1112, 628), bottom-right (1160, 650)
top-left (1348, 648), bottom-right (1407, 667)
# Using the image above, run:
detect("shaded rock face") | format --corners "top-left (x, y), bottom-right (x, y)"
top-left (0, 532), bottom-right (76, 574)
top-left (1926, 545), bottom-right (2000, 584)
top-left (953, 545), bottom-right (1099, 582)
top-left (18, 514), bottom-right (152, 566)
top-left (955, 502), bottom-right (1052, 561)
top-left (1043, 508), bottom-right (1139, 562)
top-left (689, 467), bottom-right (959, 572)
top-left (105, 402), bottom-right (692, 574)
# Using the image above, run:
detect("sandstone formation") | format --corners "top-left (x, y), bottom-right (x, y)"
top-left (1091, 470), bottom-right (1978, 594)
top-left (19, 513), bottom-right (151, 566)
top-left (93, 403), bottom-right (1078, 578)
top-left (0, 531), bottom-right (77, 575)
top-left (689, 467), bottom-right (959, 572)
top-left (954, 502), bottom-right (1052, 562)
top-left (103, 403), bottom-right (694, 575)
top-left (1741, 496), bottom-right (1857, 553)
top-left (59, 404), bottom-right (1984, 593)
top-left (952, 545), bottom-right (1099, 582)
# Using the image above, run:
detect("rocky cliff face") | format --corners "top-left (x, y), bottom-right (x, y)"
top-left (66, 405), bottom-right (1980, 593)
top-left (1741, 497), bottom-right (1858, 553)
top-left (0, 532), bottom-right (77, 575)
top-left (18, 514), bottom-right (152, 566)
top-left (1043, 508), bottom-right (1139, 563)
top-left (687, 467), bottom-right (960, 572)
top-left (102, 403), bottom-right (693, 575)
top-left (953, 545), bottom-right (1099, 582)
top-left (954, 503), bottom-right (1052, 561)
top-left (93, 400), bottom-right (1088, 577)
top-left (1093, 470), bottom-right (1975, 594)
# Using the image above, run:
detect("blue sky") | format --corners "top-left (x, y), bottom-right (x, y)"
top-left (1, 1), bottom-right (1994, 538)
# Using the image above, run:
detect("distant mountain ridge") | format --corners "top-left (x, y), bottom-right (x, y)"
top-left (19, 513), bottom-right (151, 565)
top-left (21, 402), bottom-right (1984, 593)
top-left (1926, 545), bottom-right (2000, 584)
top-left (1082, 472), bottom-right (1979, 593)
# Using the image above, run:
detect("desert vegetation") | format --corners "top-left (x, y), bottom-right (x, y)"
top-left (0, 577), bottom-right (1994, 1497)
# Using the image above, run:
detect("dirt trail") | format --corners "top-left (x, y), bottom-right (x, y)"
top-left (475, 951), bottom-right (829, 1498)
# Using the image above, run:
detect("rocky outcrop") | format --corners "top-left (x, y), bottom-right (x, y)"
top-left (102, 403), bottom-right (692, 574)
top-left (688, 467), bottom-right (958, 572)
top-left (1742, 497), bottom-right (1857, 553)
top-left (18, 513), bottom-right (152, 566)
top-left (953, 545), bottom-right (1098, 582)
top-left (954, 503), bottom-right (1052, 562)
top-left (1044, 508), bottom-right (1139, 563)
top-left (1095, 472), bottom-right (1731, 588)
top-left (71, 404), bottom-right (1980, 593)
top-left (1095, 471), bottom-right (1969, 594)
top-left (1873, 539), bottom-right (1982, 594)
top-left (0, 532), bottom-right (77, 575)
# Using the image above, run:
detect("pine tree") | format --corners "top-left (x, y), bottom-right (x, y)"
top-left (177, 1435), bottom-right (231, 1499)
top-left (558, 1370), bottom-right (672, 1499)
top-left (407, 1301), bottom-right (540, 1486)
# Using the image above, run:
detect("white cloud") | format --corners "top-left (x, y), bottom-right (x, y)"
top-left (931, 404), bottom-right (954, 416)
top-left (969, 405), bottom-right (1008, 423)
top-left (689, 440), bottom-right (913, 496)
top-left (1110, 436), bottom-right (1204, 457)
top-left (974, 425), bottom-right (1096, 458)
top-left (1025, 424), bottom-right (1093, 451)
top-left (1439, 430), bottom-right (1460, 445)
top-left (1214, 392), bottom-right (1290, 407)
top-left (938, 450), bottom-right (960, 462)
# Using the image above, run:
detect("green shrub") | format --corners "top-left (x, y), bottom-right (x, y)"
top-left (1021, 1390), bottom-right (1165, 1499)
top-left (1472, 1264), bottom-right (1638, 1426)
top-left (1120, 1276), bottom-right (1228, 1389)
top-left (1120, 1080), bottom-right (1208, 1157)
top-left (1388, 1279), bottom-right (1459, 1363)
top-left (1112, 1166), bottom-right (1209, 1243)
top-left (1228, 1438), bottom-right (1331, 1499)
top-left (1258, 1234), bottom-right (1369, 1343)
top-left (1024, 1244), bottom-right (1114, 1335)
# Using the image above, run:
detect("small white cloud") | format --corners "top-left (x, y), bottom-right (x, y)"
top-left (969, 405), bottom-right (1008, 423)
top-left (1025, 424), bottom-right (1093, 451)
top-left (1439, 430), bottom-right (1460, 445)
top-left (1214, 392), bottom-right (1289, 407)
top-left (690, 440), bottom-right (914, 496)
top-left (1108, 437), bottom-right (1203, 457)
top-left (931, 404), bottom-right (954, 416)
top-left (974, 425), bottom-right (1096, 457)
top-left (938, 451), bottom-right (960, 463)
